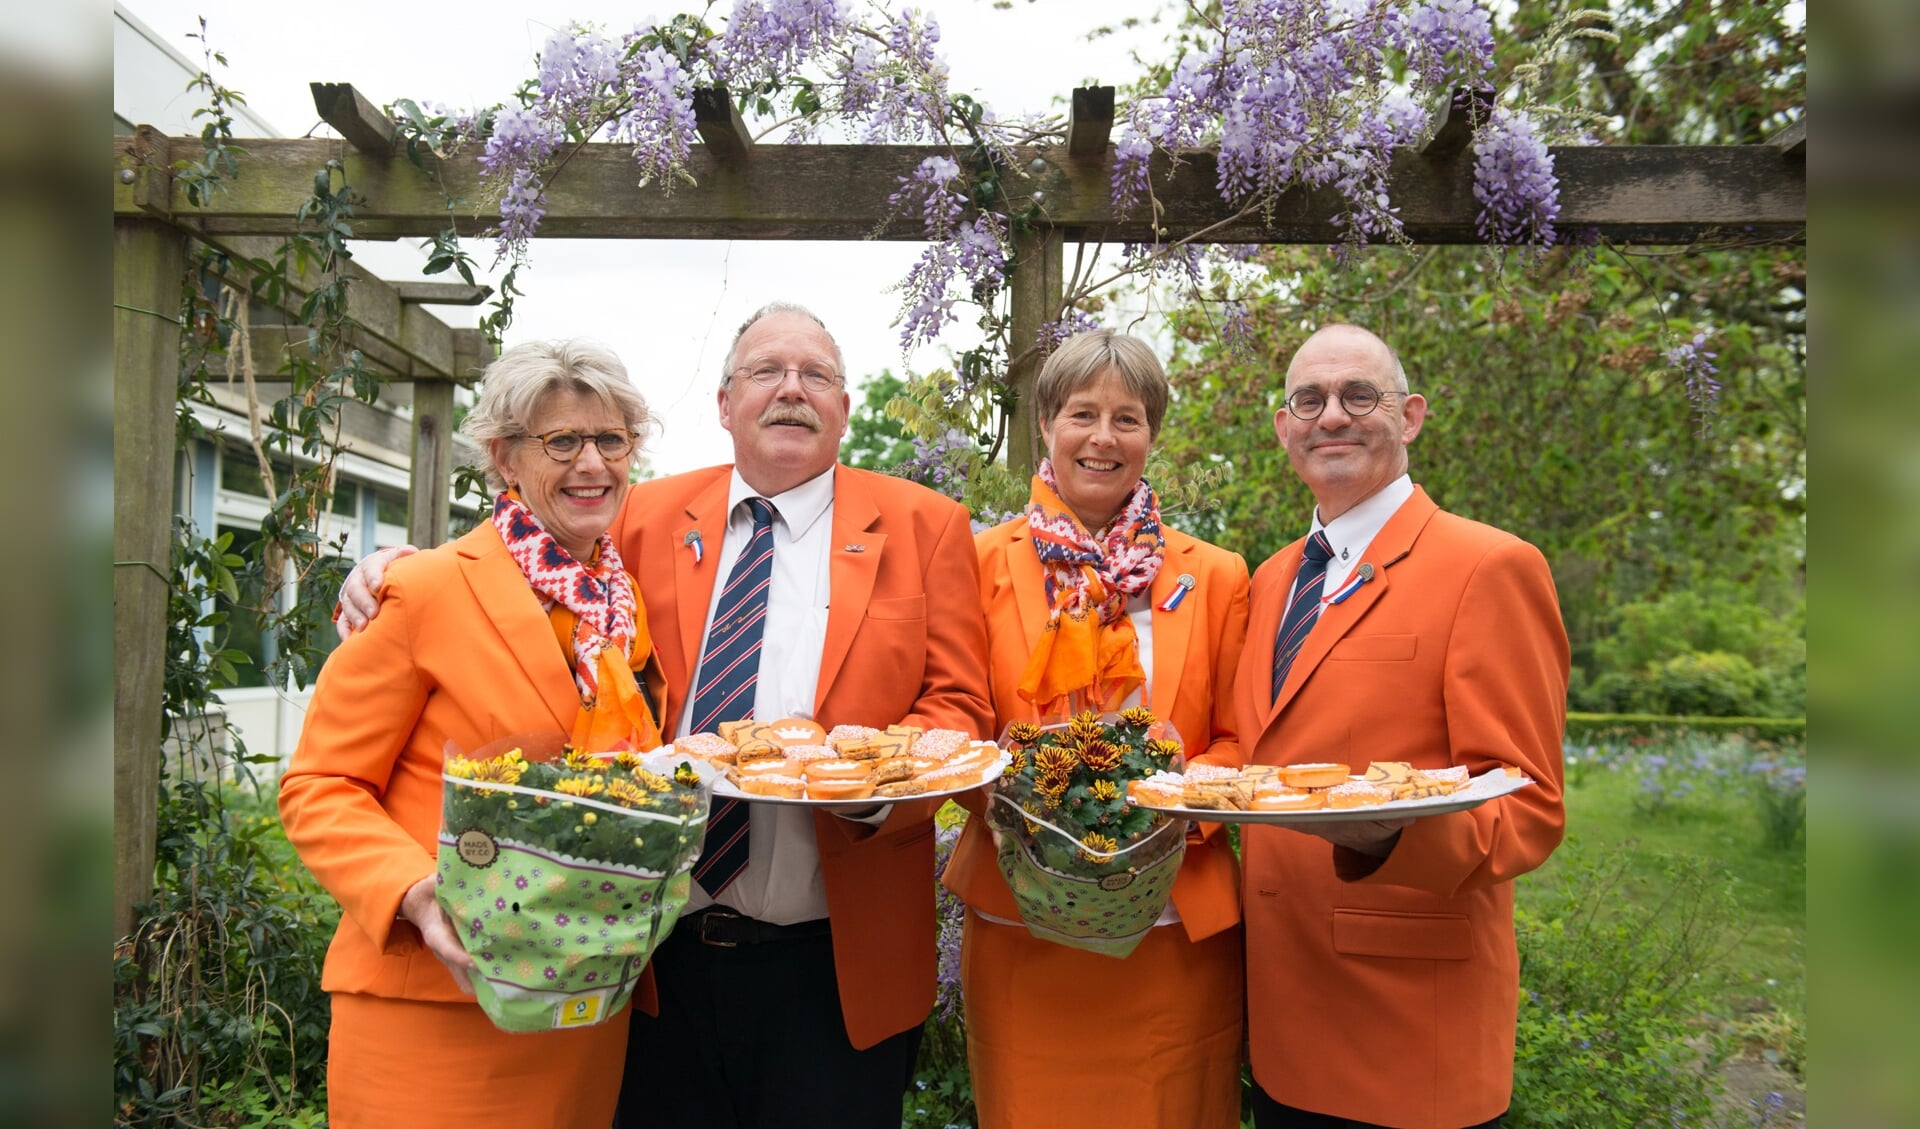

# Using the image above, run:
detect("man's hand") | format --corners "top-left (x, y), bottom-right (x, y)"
top-left (334, 545), bottom-right (417, 640)
top-left (1295, 815), bottom-right (1415, 857)
top-left (399, 873), bottom-right (474, 994)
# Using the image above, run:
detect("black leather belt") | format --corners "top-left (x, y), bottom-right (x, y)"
top-left (685, 908), bottom-right (832, 948)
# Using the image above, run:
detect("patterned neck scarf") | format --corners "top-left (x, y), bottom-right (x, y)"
top-left (1016, 459), bottom-right (1165, 713)
top-left (491, 491), bottom-right (637, 709)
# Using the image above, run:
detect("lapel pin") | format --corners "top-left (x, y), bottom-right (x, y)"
top-left (1327, 563), bottom-right (1373, 605)
top-left (843, 543), bottom-right (866, 553)
top-left (1340, 546), bottom-right (1350, 561)
top-left (684, 530), bottom-right (703, 564)
top-left (1158, 573), bottom-right (1196, 613)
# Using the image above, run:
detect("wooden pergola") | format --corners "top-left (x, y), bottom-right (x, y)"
top-left (112, 83), bottom-right (1806, 935)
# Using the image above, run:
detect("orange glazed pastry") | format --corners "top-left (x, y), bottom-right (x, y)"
top-left (1325, 780), bottom-right (1393, 809)
top-left (737, 774), bottom-right (805, 799)
top-left (768, 718), bottom-right (829, 748)
top-left (802, 759), bottom-right (873, 782)
top-left (1280, 762), bottom-right (1350, 790)
top-left (1252, 786), bottom-right (1326, 812)
top-left (733, 757), bottom-right (800, 778)
top-left (805, 778), bottom-right (876, 801)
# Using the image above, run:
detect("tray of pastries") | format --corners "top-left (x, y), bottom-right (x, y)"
top-left (1125, 760), bottom-right (1533, 825)
top-left (669, 719), bottom-right (1009, 808)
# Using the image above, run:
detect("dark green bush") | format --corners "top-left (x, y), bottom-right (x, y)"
top-left (1511, 848), bottom-right (1736, 1127)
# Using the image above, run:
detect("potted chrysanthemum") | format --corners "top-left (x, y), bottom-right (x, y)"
top-left (436, 741), bottom-right (718, 1032)
top-left (987, 708), bottom-right (1187, 958)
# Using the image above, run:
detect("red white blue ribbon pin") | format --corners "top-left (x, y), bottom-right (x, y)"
top-left (1158, 573), bottom-right (1196, 612)
top-left (1325, 562), bottom-right (1374, 606)
top-left (684, 529), bottom-right (703, 564)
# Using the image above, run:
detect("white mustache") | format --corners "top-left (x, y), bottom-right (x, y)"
top-left (759, 403), bottom-right (822, 430)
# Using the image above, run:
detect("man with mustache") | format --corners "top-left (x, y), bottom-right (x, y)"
top-left (337, 302), bottom-right (992, 1129)
top-left (1234, 324), bottom-right (1569, 1129)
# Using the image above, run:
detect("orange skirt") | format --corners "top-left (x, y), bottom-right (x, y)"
top-left (961, 913), bottom-right (1244, 1129)
top-left (326, 993), bottom-right (628, 1129)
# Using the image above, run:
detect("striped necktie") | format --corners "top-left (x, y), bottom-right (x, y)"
top-left (689, 497), bottom-right (776, 898)
top-left (1270, 530), bottom-right (1335, 703)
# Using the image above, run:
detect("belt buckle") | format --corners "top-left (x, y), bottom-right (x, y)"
top-left (697, 910), bottom-right (740, 948)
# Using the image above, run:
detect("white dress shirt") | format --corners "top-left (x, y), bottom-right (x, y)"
top-left (1290, 474), bottom-right (1415, 616)
top-left (677, 467), bottom-right (878, 925)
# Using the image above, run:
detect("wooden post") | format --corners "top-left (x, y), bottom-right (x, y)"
top-left (1005, 227), bottom-right (1064, 480)
top-left (409, 378), bottom-right (455, 548)
top-left (114, 218), bottom-right (184, 940)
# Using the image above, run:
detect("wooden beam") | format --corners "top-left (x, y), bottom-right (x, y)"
top-left (395, 281), bottom-right (492, 305)
top-left (1067, 87), bottom-right (1115, 158)
top-left (1769, 118), bottom-right (1805, 160)
top-left (126, 125), bottom-right (172, 218)
top-left (311, 82), bottom-right (397, 153)
top-left (451, 327), bottom-right (496, 382)
top-left (115, 135), bottom-right (1807, 244)
top-left (409, 380), bottom-right (457, 548)
top-left (114, 218), bottom-right (184, 940)
top-left (1005, 229), bottom-right (1064, 480)
top-left (204, 235), bottom-right (459, 377)
top-left (1420, 87), bottom-right (1494, 159)
top-left (693, 87), bottom-right (753, 160)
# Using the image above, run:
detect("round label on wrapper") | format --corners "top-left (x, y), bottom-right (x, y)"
top-left (455, 829), bottom-right (498, 868)
top-left (1097, 871), bottom-right (1135, 892)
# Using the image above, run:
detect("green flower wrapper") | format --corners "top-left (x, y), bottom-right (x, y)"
top-left (986, 710), bottom-right (1188, 959)
top-left (434, 740), bottom-right (718, 1033)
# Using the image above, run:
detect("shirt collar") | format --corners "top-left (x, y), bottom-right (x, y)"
top-left (727, 465), bottom-right (836, 540)
top-left (1311, 474), bottom-right (1413, 563)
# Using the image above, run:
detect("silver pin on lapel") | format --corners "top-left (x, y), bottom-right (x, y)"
top-left (684, 529), bottom-right (704, 564)
top-left (843, 543), bottom-right (866, 553)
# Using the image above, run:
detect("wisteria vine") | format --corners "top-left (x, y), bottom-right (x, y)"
top-left (393, 1), bottom-right (1611, 496)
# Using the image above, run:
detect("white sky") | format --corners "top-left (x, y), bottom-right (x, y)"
top-left (118, 0), bottom-right (1182, 476)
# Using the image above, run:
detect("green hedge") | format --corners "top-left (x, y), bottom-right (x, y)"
top-left (1565, 712), bottom-right (1805, 742)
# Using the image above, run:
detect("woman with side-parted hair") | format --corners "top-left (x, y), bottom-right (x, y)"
top-left (280, 340), bottom-right (669, 1128)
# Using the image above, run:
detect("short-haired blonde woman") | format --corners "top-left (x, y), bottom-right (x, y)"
top-left (280, 340), bottom-right (668, 1128)
top-left (942, 329), bottom-right (1252, 1127)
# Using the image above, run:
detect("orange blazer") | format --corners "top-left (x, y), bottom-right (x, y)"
top-left (943, 519), bottom-right (1250, 940)
top-left (1233, 487), bottom-right (1569, 1129)
top-left (610, 463), bottom-right (994, 1050)
top-left (280, 521), bottom-right (609, 1003)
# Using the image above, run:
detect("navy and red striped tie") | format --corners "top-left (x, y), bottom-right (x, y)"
top-left (689, 497), bottom-right (776, 897)
top-left (1270, 530), bottom-right (1334, 703)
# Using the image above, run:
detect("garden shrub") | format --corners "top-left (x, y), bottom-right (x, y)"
top-left (1578, 582), bottom-right (1804, 717)
top-left (905, 812), bottom-right (978, 1128)
top-left (1510, 847), bottom-right (1737, 1127)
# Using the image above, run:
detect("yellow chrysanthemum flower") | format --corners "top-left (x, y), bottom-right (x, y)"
top-left (562, 747), bottom-right (599, 771)
top-left (1068, 711), bottom-right (1104, 741)
top-left (1089, 779), bottom-right (1121, 801)
top-left (1145, 738), bottom-right (1183, 760)
top-left (1035, 780), bottom-right (1067, 811)
top-left (671, 761), bottom-right (700, 787)
top-left (1078, 831), bottom-right (1119, 861)
top-left (604, 778), bottom-right (652, 808)
top-left (1078, 739), bottom-right (1125, 773)
top-left (1118, 706), bottom-right (1157, 728)
top-left (1034, 748), bottom-right (1079, 777)
top-left (468, 756), bottom-right (526, 786)
top-left (554, 776), bottom-right (605, 798)
top-left (444, 756), bottom-right (476, 779)
top-left (614, 750), bottom-right (646, 771)
top-left (1006, 721), bottom-right (1043, 745)
top-left (635, 769), bottom-right (673, 793)
top-left (1006, 748), bottom-right (1028, 773)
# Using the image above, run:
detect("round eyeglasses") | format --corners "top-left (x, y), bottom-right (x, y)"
top-left (523, 428), bottom-right (639, 463)
top-left (1281, 385), bottom-right (1407, 421)
top-left (729, 364), bottom-right (844, 393)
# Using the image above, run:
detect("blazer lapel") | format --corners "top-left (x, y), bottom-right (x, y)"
top-left (1268, 488), bottom-right (1440, 719)
top-left (668, 474), bottom-right (733, 702)
top-left (456, 524), bottom-right (580, 734)
top-left (815, 465), bottom-right (884, 706)
top-left (1146, 539), bottom-right (1196, 726)
top-left (1008, 521), bottom-right (1051, 657)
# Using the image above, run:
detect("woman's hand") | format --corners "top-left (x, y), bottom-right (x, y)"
top-left (334, 544), bottom-right (417, 640)
top-left (400, 874), bottom-right (475, 994)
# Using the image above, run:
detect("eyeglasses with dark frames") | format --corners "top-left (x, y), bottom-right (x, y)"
top-left (729, 363), bottom-right (844, 393)
top-left (522, 428), bottom-right (639, 463)
top-left (1281, 384), bottom-right (1407, 421)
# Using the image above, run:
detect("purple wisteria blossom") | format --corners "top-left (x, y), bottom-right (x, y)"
top-left (1111, 133), bottom-right (1154, 215)
top-left (536, 28), bottom-right (620, 121)
top-left (1472, 106), bottom-right (1560, 246)
top-left (607, 39), bottom-right (698, 190)
top-left (1406, 0), bottom-right (1496, 87)
top-left (890, 155), bottom-right (966, 240)
top-left (717, 0), bottom-right (849, 90)
top-left (1665, 330), bottom-right (1721, 409)
top-left (1221, 300), bottom-right (1256, 358)
top-left (1037, 310), bottom-right (1102, 357)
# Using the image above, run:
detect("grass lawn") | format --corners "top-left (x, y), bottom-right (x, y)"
top-left (1520, 734), bottom-right (1807, 1094)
